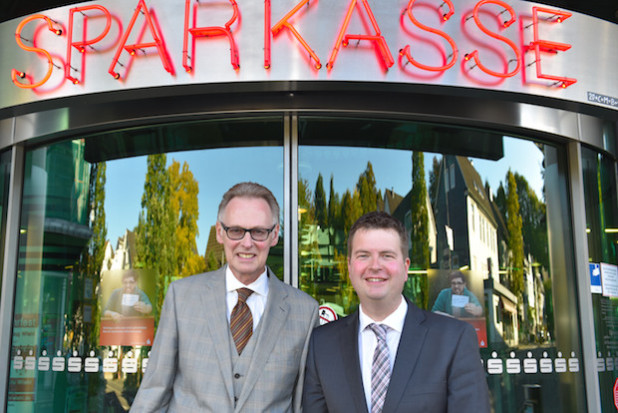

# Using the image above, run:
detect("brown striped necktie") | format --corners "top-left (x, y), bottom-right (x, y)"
top-left (230, 288), bottom-right (254, 354)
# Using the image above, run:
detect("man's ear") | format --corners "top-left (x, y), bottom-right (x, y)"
top-left (215, 221), bottom-right (224, 244)
top-left (270, 224), bottom-right (280, 246)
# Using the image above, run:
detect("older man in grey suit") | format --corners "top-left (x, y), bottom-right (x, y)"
top-left (303, 211), bottom-right (490, 413)
top-left (132, 182), bottom-right (319, 412)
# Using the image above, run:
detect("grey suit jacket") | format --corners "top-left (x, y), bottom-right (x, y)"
top-left (131, 266), bottom-right (319, 413)
top-left (302, 298), bottom-right (490, 413)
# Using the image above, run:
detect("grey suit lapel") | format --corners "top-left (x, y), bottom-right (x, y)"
top-left (382, 300), bottom-right (428, 412)
top-left (339, 312), bottom-right (370, 413)
top-left (202, 267), bottom-right (235, 404)
top-left (236, 269), bottom-right (289, 409)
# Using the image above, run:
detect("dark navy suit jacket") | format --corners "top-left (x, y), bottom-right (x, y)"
top-left (302, 298), bottom-right (490, 413)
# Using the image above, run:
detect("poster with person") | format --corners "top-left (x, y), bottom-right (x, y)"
top-left (99, 269), bottom-right (156, 346)
top-left (429, 269), bottom-right (487, 347)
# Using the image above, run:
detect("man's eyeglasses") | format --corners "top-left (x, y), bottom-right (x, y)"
top-left (220, 223), bottom-right (276, 241)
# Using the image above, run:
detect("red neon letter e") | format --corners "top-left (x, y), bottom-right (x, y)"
top-left (529, 7), bottom-right (576, 88)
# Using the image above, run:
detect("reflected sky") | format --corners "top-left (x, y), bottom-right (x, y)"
top-left (104, 137), bottom-right (544, 256)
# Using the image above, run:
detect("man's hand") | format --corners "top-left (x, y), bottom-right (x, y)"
top-left (134, 301), bottom-right (152, 314)
top-left (464, 303), bottom-right (483, 317)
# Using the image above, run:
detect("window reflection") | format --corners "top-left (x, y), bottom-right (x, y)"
top-left (0, 150), bottom-right (11, 294)
top-left (8, 118), bottom-right (283, 411)
top-left (298, 117), bottom-right (584, 413)
top-left (582, 146), bottom-right (618, 412)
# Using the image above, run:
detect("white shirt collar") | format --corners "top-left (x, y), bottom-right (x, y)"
top-left (359, 296), bottom-right (408, 333)
top-left (225, 266), bottom-right (269, 297)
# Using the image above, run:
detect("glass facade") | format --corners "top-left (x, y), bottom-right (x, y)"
top-left (0, 113), bottom-right (605, 412)
top-left (297, 116), bottom-right (585, 412)
top-left (0, 150), bottom-right (11, 301)
top-left (583, 144), bottom-right (618, 411)
top-left (7, 117), bottom-right (284, 411)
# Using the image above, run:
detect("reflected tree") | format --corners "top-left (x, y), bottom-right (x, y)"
top-left (407, 152), bottom-right (429, 309)
top-left (314, 173), bottom-right (327, 229)
top-left (169, 160), bottom-right (205, 277)
top-left (428, 155), bottom-right (441, 209)
top-left (77, 161), bottom-right (107, 408)
top-left (506, 170), bottom-right (524, 297)
top-left (357, 161), bottom-right (379, 214)
top-left (135, 154), bottom-right (175, 321)
top-left (514, 173), bottom-right (548, 270)
top-left (328, 175), bottom-right (341, 232)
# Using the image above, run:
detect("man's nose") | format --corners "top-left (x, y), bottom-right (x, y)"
top-left (368, 255), bottom-right (381, 269)
top-left (240, 231), bottom-right (254, 246)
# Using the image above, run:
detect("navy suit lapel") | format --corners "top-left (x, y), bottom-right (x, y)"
top-left (339, 311), bottom-right (370, 413)
top-left (382, 300), bottom-right (428, 412)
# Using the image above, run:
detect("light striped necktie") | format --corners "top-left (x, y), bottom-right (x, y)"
top-left (368, 323), bottom-right (391, 413)
top-left (230, 288), bottom-right (254, 354)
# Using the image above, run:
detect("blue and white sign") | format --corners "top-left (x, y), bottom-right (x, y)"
top-left (590, 263), bottom-right (602, 294)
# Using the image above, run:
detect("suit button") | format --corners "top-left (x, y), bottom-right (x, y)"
top-left (234, 397), bottom-right (238, 402)
top-left (234, 373), bottom-right (241, 379)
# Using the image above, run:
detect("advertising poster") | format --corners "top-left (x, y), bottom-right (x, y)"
top-left (428, 269), bottom-right (487, 348)
top-left (99, 269), bottom-right (156, 346)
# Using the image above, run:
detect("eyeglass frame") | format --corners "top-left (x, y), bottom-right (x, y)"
top-left (219, 222), bottom-right (277, 241)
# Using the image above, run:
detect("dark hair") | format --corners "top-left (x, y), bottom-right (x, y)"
top-left (449, 270), bottom-right (466, 284)
top-left (347, 211), bottom-right (408, 257)
top-left (122, 270), bottom-right (139, 282)
top-left (217, 182), bottom-right (280, 225)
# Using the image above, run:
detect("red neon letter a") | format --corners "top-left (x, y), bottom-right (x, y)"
top-left (327, 0), bottom-right (394, 70)
top-left (109, 0), bottom-right (175, 80)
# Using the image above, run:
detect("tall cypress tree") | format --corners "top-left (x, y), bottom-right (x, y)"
top-left (314, 173), bottom-right (327, 229)
top-left (410, 152), bottom-right (429, 269)
top-left (136, 154), bottom-right (175, 319)
top-left (506, 170), bottom-right (524, 296)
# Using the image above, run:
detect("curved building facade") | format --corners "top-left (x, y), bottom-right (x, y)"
top-left (0, 0), bottom-right (616, 411)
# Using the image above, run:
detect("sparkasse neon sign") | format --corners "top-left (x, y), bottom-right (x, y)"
top-left (10, 0), bottom-right (577, 92)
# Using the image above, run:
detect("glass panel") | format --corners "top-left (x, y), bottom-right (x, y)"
top-left (0, 150), bottom-right (11, 296)
top-left (7, 117), bottom-right (284, 411)
top-left (583, 146), bottom-right (618, 411)
top-left (298, 116), bottom-right (586, 413)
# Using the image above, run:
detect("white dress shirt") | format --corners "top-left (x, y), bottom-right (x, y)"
top-left (358, 297), bottom-right (408, 411)
top-left (225, 267), bottom-right (269, 331)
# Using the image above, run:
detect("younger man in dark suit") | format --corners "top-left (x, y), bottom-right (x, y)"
top-left (303, 211), bottom-right (490, 413)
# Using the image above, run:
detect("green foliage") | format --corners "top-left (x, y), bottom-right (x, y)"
top-left (506, 170), bottom-right (524, 296)
top-left (328, 175), bottom-right (341, 231)
top-left (136, 154), bottom-right (176, 320)
top-left (409, 152), bottom-right (429, 270)
top-left (169, 160), bottom-right (205, 277)
top-left (341, 189), bottom-right (363, 239)
top-left (314, 173), bottom-right (327, 228)
top-left (513, 173), bottom-right (549, 270)
top-left (79, 162), bottom-right (107, 348)
top-left (357, 161), bottom-right (378, 214)
top-left (428, 155), bottom-right (442, 208)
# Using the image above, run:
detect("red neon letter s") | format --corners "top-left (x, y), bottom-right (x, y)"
top-left (465, 0), bottom-right (521, 78)
top-left (12, 15), bottom-right (62, 89)
top-left (66, 5), bottom-right (112, 85)
top-left (109, 0), bottom-right (175, 80)
top-left (271, 0), bottom-right (321, 70)
top-left (400, 0), bottom-right (458, 72)
top-left (327, 0), bottom-right (394, 70)
top-left (528, 7), bottom-right (576, 88)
